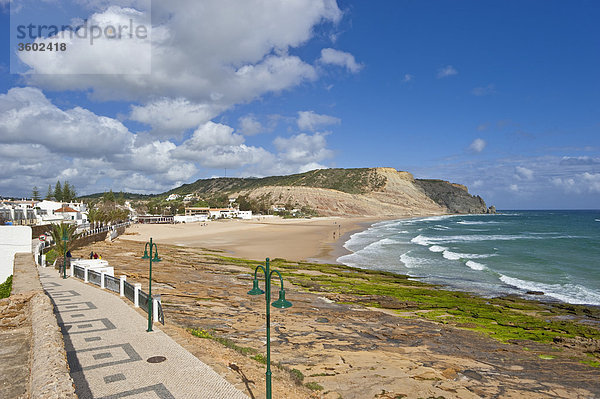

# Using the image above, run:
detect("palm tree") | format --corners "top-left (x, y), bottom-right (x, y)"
top-left (87, 208), bottom-right (105, 229)
top-left (50, 223), bottom-right (81, 255)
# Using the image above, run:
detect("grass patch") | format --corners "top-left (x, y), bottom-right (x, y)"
top-left (309, 372), bottom-right (335, 377)
top-left (538, 354), bottom-right (555, 360)
top-left (580, 359), bottom-right (600, 368)
top-left (0, 275), bottom-right (12, 298)
top-left (188, 328), bottom-right (257, 356)
top-left (289, 369), bottom-right (304, 383)
top-left (250, 354), bottom-right (267, 364)
top-left (305, 381), bottom-right (324, 391)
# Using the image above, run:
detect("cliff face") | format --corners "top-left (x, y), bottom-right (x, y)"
top-left (414, 179), bottom-right (492, 214)
top-left (232, 168), bottom-right (493, 217)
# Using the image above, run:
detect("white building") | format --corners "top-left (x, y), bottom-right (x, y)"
top-left (237, 211), bottom-right (253, 220)
top-left (166, 194), bottom-right (181, 201)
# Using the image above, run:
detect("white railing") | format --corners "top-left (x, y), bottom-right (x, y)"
top-left (70, 262), bottom-right (164, 324)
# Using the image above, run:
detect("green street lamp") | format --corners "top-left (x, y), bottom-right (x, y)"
top-left (141, 237), bottom-right (161, 332)
top-left (62, 231), bottom-right (68, 279)
top-left (247, 258), bottom-right (292, 399)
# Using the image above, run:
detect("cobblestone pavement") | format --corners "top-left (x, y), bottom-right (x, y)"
top-left (39, 268), bottom-right (249, 399)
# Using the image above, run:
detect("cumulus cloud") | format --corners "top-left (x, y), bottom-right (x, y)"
top-left (20, 1), bottom-right (341, 106)
top-left (437, 65), bottom-right (458, 78)
top-left (0, 87), bottom-right (134, 157)
top-left (515, 166), bottom-right (534, 181)
top-left (297, 111), bottom-right (341, 131)
top-left (18, 6), bottom-right (152, 75)
top-left (2, 1), bottom-right (350, 195)
top-left (129, 98), bottom-right (222, 135)
top-left (468, 138), bottom-right (486, 153)
top-left (319, 48), bottom-right (363, 73)
top-left (238, 114), bottom-right (264, 136)
top-left (552, 173), bottom-right (600, 194)
top-left (274, 132), bottom-right (333, 165)
top-left (559, 156), bottom-right (600, 166)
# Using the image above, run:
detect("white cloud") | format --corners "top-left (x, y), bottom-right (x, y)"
top-left (238, 114), bottom-right (263, 136)
top-left (509, 184), bottom-right (519, 192)
top-left (2, 2), bottom-right (351, 195)
top-left (468, 138), bottom-right (486, 153)
top-left (18, 6), bottom-right (152, 75)
top-left (274, 132), bottom-right (333, 164)
top-left (129, 98), bottom-right (222, 135)
top-left (515, 166), bottom-right (534, 181)
top-left (560, 156), bottom-right (600, 166)
top-left (172, 121), bottom-right (270, 169)
top-left (402, 74), bottom-right (414, 82)
top-left (437, 65), bottom-right (458, 79)
top-left (20, 1), bottom-right (341, 106)
top-left (553, 173), bottom-right (600, 194)
top-left (581, 172), bottom-right (600, 192)
top-left (0, 87), bottom-right (134, 157)
top-left (297, 111), bottom-right (341, 131)
top-left (319, 48), bottom-right (363, 73)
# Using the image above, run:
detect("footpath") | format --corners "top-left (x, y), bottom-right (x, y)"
top-left (38, 267), bottom-right (249, 399)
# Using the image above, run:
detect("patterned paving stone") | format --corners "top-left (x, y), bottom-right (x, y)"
top-left (39, 268), bottom-right (248, 399)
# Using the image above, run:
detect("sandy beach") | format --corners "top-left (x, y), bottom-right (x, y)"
top-left (119, 216), bottom-right (384, 263)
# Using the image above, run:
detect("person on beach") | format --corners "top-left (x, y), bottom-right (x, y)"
top-left (89, 251), bottom-right (94, 259)
top-left (93, 252), bottom-right (98, 259)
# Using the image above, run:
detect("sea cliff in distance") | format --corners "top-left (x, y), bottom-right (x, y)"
top-left (162, 167), bottom-right (495, 217)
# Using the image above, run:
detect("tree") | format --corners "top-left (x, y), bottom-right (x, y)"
top-left (54, 181), bottom-right (63, 202)
top-left (49, 222), bottom-right (81, 256)
top-left (62, 182), bottom-right (76, 202)
top-left (32, 186), bottom-right (41, 201)
top-left (45, 184), bottom-right (53, 200)
top-left (87, 208), bottom-right (105, 228)
top-left (103, 190), bottom-right (116, 203)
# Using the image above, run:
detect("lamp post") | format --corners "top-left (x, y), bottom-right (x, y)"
top-left (247, 258), bottom-right (292, 399)
top-left (141, 237), bottom-right (161, 332)
top-left (62, 231), bottom-right (68, 279)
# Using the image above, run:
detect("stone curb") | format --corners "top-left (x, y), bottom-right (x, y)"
top-left (30, 292), bottom-right (77, 399)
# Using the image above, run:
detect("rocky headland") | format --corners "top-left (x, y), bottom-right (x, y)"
top-left (164, 167), bottom-right (495, 218)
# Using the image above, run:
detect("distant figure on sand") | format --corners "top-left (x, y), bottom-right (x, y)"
top-left (93, 252), bottom-right (98, 259)
top-left (89, 251), bottom-right (94, 259)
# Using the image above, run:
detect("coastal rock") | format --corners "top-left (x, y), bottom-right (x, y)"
top-left (553, 336), bottom-right (600, 353)
top-left (415, 179), bottom-right (490, 214)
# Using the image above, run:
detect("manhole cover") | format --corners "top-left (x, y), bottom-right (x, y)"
top-left (147, 356), bottom-right (167, 363)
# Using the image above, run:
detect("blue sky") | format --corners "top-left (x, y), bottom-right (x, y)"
top-left (0, 0), bottom-right (599, 209)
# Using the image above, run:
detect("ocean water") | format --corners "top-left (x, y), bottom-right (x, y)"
top-left (337, 210), bottom-right (600, 306)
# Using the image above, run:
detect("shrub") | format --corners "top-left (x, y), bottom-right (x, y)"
top-left (0, 275), bottom-right (13, 298)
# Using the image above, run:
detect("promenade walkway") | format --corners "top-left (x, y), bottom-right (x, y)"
top-left (39, 267), bottom-right (249, 399)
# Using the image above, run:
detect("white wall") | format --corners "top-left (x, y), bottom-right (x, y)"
top-left (0, 226), bottom-right (32, 283)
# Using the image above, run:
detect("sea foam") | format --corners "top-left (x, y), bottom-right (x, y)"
top-left (499, 275), bottom-right (600, 306)
top-left (465, 260), bottom-right (486, 271)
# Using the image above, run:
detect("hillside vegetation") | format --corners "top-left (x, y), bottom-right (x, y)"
top-left (81, 168), bottom-right (493, 217)
top-left (168, 168), bottom-right (387, 196)
top-left (175, 167), bottom-right (492, 217)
